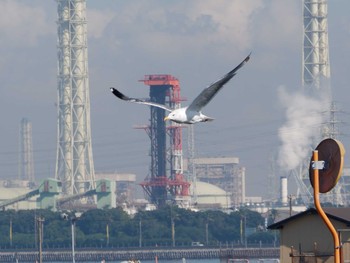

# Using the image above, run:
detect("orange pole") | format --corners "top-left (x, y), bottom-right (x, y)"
top-left (313, 150), bottom-right (341, 263)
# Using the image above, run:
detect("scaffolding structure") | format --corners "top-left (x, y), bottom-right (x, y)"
top-left (138, 75), bottom-right (190, 207)
top-left (303, 0), bottom-right (330, 90)
top-left (55, 0), bottom-right (95, 196)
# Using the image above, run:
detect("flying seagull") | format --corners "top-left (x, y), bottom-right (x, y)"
top-left (110, 53), bottom-right (250, 124)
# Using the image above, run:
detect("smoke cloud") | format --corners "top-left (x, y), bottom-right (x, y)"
top-left (277, 86), bottom-right (329, 171)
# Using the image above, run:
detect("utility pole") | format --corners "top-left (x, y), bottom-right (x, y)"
top-left (171, 217), bottom-right (175, 247)
top-left (106, 222), bottom-right (110, 247)
top-left (71, 218), bottom-right (77, 263)
top-left (37, 217), bottom-right (44, 263)
top-left (170, 206), bottom-right (176, 247)
top-left (205, 221), bottom-right (209, 246)
top-left (139, 220), bottom-right (142, 248)
top-left (61, 212), bottom-right (80, 263)
top-left (288, 195), bottom-right (293, 217)
top-left (9, 219), bottom-right (12, 248)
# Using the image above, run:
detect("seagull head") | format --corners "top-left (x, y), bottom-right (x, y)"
top-left (164, 108), bottom-right (188, 123)
top-left (164, 112), bottom-right (176, 122)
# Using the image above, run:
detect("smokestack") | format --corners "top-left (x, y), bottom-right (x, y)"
top-left (19, 118), bottom-right (34, 182)
top-left (280, 176), bottom-right (288, 205)
top-left (56, 0), bottom-right (95, 196)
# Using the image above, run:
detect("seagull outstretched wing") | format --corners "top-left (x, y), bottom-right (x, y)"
top-left (110, 88), bottom-right (173, 112)
top-left (187, 54), bottom-right (250, 112)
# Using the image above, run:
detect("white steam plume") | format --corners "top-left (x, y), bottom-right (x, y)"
top-left (277, 86), bottom-right (329, 171)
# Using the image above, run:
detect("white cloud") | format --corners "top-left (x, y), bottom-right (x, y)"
top-left (92, 0), bottom-right (264, 58)
top-left (0, 1), bottom-right (53, 46)
top-left (86, 0), bottom-right (304, 66)
top-left (186, 1), bottom-right (264, 50)
top-left (254, 1), bottom-right (301, 49)
top-left (87, 9), bottom-right (115, 39)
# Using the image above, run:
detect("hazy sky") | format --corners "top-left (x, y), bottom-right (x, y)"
top-left (1, 0), bottom-right (350, 199)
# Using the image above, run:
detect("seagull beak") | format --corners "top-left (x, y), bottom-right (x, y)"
top-left (164, 116), bottom-right (169, 121)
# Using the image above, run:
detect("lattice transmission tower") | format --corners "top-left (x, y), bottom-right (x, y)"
top-left (298, 0), bottom-right (345, 205)
top-left (55, 0), bottom-right (95, 196)
top-left (288, 0), bottom-right (333, 206)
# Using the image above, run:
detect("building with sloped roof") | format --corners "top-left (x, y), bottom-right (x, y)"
top-left (268, 207), bottom-right (350, 263)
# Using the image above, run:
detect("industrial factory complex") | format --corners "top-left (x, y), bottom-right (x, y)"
top-left (2, 0), bottom-right (350, 215)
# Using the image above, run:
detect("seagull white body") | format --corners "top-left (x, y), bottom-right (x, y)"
top-left (164, 107), bottom-right (213, 124)
top-left (110, 54), bottom-right (250, 124)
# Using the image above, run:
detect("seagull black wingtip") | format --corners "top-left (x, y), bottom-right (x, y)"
top-left (110, 87), bottom-right (128, 101)
top-left (245, 52), bottom-right (251, 62)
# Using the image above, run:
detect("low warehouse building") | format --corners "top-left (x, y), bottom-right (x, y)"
top-left (268, 207), bottom-right (350, 263)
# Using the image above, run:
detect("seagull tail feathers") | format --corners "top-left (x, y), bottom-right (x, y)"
top-left (203, 116), bottom-right (214, 122)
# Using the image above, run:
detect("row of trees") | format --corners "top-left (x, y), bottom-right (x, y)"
top-left (0, 207), bottom-right (278, 249)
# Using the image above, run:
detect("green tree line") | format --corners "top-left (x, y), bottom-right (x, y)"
top-left (0, 207), bottom-right (278, 249)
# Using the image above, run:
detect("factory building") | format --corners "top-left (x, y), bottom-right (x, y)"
top-left (185, 157), bottom-right (245, 208)
top-left (0, 174), bottom-right (136, 211)
top-left (95, 173), bottom-right (137, 205)
top-left (0, 180), bottom-right (37, 210)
